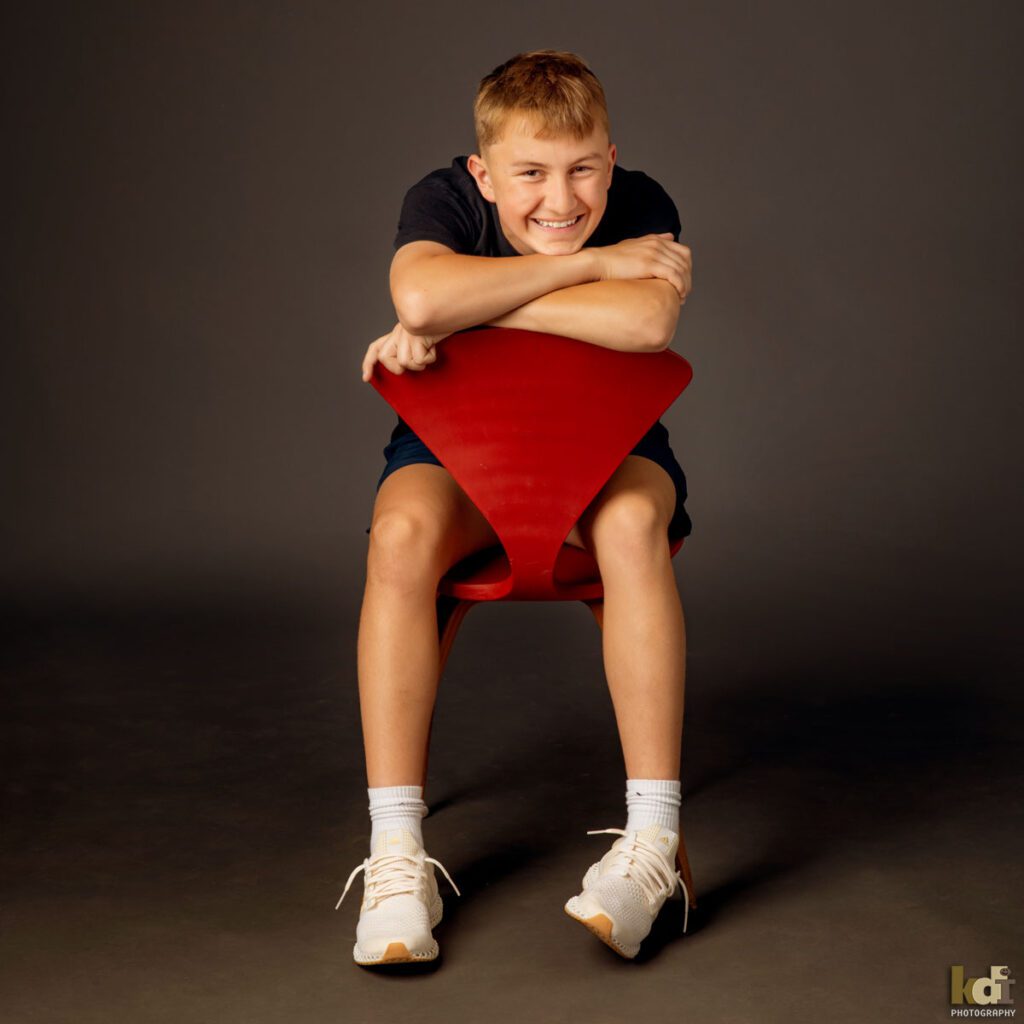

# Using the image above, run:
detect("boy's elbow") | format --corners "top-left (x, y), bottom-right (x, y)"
top-left (642, 285), bottom-right (681, 351)
top-left (645, 320), bottom-right (677, 352)
top-left (392, 286), bottom-right (437, 335)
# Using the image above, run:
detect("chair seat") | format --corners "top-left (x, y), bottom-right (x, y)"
top-left (439, 534), bottom-right (686, 602)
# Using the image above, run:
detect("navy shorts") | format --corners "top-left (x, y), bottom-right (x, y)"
top-left (365, 421), bottom-right (692, 540)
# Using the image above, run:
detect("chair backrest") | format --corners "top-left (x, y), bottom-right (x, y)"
top-left (372, 326), bottom-right (693, 599)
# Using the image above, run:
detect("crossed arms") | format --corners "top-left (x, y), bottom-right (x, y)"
top-left (361, 233), bottom-right (693, 381)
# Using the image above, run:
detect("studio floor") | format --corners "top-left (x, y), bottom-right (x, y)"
top-left (2, 586), bottom-right (1020, 1024)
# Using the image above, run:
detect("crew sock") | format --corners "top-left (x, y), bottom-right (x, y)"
top-left (368, 784), bottom-right (428, 851)
top-left (624, 777), bottom-right (681, 836)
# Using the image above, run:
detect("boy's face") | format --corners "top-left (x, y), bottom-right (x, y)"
top-left (467, 113), bottom-right (616, 256)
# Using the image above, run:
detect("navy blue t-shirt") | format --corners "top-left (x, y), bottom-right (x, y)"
top-left (388, 156), bottom-right (682, 442)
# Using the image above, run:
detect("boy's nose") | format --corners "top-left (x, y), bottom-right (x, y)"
top-left (544, 178), bottom-right (578, 216)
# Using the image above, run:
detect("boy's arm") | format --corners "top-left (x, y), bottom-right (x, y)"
top-left (390, 241), bottom-right (599, 336)
top-left (390, 235), bottom-right (689, 351)
top-left (485, 278), bottom-right (681, 352)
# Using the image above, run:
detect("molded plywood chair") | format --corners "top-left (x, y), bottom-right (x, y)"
top-left (370, 326), bottom-right (696, 906)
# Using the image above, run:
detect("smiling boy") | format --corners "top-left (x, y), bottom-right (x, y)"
top-left (339, 51), bottom-right (695, 965)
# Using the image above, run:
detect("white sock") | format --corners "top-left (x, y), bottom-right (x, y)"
top-left (625, 778), bottom-right (681, 834)
top-left (368, 784), bottom-right (428, 851)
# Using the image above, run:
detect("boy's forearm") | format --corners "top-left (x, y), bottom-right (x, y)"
top-left (391, 250), bottom-right (600, 336)
top-left (486, 279), bottom-right (680, 352)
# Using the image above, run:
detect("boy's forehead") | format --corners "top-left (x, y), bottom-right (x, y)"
top-left (487, 120), bottom-right (610, 166)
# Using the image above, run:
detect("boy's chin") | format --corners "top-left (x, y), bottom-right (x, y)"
top-left (534, 241), bottom-right (583, 256)
top-left (527, 233), bottom-right (586, 256)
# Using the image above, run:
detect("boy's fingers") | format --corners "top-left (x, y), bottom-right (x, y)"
top-left (381, 349), bottom-right (404, 374)
top-left (362, 330), bottom-right (438, 379)
top-left (653, 258), bottom-right (687, 299)
top-left (413, 339), bottom-right (434, 367)
top-left (659, 250), bottom-right (692, 299)
top-left (363, 335), bottom-right (390, 379)
top-left (361, 347), bottom-right (376, 381)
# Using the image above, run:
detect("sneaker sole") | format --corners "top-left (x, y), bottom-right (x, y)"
top-left (353, 939), bottom-right (439, 965)
top-left (352, 895), bottom-right (444, 966)
top-left (563, 899), bottom-right (638, 959)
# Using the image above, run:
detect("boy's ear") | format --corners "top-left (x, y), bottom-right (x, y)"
top-left (467, 153), bottom-right (496, 203)
top-left (606, 142), bottom-right (617, 187)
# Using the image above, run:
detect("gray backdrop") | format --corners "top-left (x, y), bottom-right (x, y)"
top-left (5, 2), bottom-right (1021, 624)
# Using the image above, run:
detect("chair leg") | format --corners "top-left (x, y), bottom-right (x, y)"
top-left (582, 596), bottom-right (697, 909)
top-left (676, 815), bottom-right (697, 909)
top-left (420, 596), bottom-right (476, 801)
top-left (437, 595), bottom-right (475, 677)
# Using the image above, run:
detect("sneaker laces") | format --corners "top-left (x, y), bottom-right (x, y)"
top-left (586, 827), bottom-right (690, 934)
top-left (335, 849), bottom-right (461, 911)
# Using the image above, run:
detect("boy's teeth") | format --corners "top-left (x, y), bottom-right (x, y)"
top-left (535, 216), bottom-right (579, 227)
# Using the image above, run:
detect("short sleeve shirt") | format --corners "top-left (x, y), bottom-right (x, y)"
top-left (388, 156), bottom-right (681, 440)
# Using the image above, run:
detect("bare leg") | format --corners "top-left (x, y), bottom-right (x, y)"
top-left (359, 463), bottom-right (500, 787)
top-left (574, 456), bottom-right (685, 779)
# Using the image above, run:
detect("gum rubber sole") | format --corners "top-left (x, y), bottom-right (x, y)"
top-left (354, 940), bottom-right (439, 966)
top-left (352, 895), bottom-right (444, 967)
top-left (563, 906), bottom-right (636, 959)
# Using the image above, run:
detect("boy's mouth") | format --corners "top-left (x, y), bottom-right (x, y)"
top-left (531, 214), bottom-right (583, 232)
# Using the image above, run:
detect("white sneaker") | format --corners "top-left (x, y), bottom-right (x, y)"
top-left (564, 824), bottom-right (690, 959)
top-left (335, 828), bottom-right (461, 966)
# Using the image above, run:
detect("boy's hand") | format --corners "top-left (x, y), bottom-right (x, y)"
top-left (591, 233), bottom-right (692, 303)
top-left (361, 322), bottom-right (446, 382)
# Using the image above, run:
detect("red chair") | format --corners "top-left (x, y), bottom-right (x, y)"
top-left (371, 326), bottom-right (696, 906)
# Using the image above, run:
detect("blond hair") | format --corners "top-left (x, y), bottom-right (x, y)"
top-left (474, 50), bottom-right (610, 151)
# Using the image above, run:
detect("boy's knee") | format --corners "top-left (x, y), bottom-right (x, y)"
top-left (588, 493), bottom-right (668, 565)
top-left (367, 509), bottom-right (446, 588)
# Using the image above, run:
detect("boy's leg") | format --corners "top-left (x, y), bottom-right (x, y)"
top-left (341, 463), bottom-right (498, 968)
top-left (573, 455), bottom-right (685, 780)
top-left (358, 463), bottom-right (502, 788)
top-left (562, 456), bottom-right (691, 958)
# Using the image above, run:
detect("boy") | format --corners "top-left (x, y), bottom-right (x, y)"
top-left (337, 50), bottom-right (695, 964)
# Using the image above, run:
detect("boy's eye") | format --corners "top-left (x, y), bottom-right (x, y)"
top-left (520, 165), bottom-right (593, 178)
